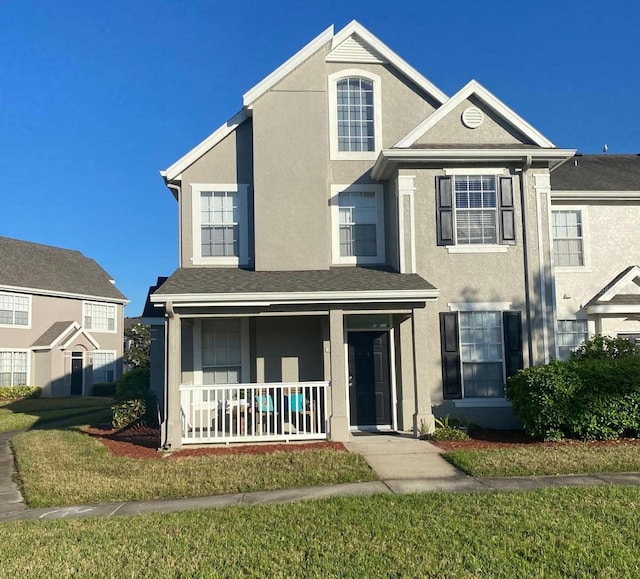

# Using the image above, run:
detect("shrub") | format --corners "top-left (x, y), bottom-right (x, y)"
top-left (0, 386), bottom-right (42, 400)
top-left (428, 427), bottom-right (470, 441)
top-left (92, 383), bottom-right (116, 397)
top-left (111, 369), bottom-right (156, 429)
top-left (572, 335), bottom-right (640, 361)
top-left (506, 357), bottom-right (640, 440)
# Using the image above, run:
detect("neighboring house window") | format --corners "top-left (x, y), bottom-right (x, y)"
top-left (92, 352), bottom-right (116, 383)
top-left (0, 293), bottom-right (30, 327)
top-left (84, 302), bottom-right (116, 332)
top-left (328, 70), bottom-right (382, 160)
top-left (440, 308), bottom-right (523, 400)
top-left (201, 318), bottom-right (242, 384)
top-left (552, 210), bottom-right (584, 267)
top-left (436, 174), bottom-right (515, 248)
top-left (0, 351), bottom-right (28, 386)
top-left (331, 184), bottom-right (385, 264)
top-left (557, 319), bottom-right (588, 360)
top-left (191, 183), bottom-right (249, 266)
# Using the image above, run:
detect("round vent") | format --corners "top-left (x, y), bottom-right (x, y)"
top-left (462, 107), bottom-right (484, 129)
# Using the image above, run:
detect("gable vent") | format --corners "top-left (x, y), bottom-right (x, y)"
top-left (461, 107), bottom-right (484, 129)
top-left (327, 35), bottom-right (387, 64)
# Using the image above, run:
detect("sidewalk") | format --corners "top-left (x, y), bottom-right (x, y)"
top-left (2, 429), bottom-right (640, 523)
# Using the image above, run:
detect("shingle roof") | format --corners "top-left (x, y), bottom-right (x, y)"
top-left (142, 277), bottom-right (168, 317)
top-left (31, 321), bottom-right (76, 348)
top-left (551, 155), bottom-right (640, 191)
top-left (154, 267), bottom-right (435, 296)
top-left (0, 236), bottom-right (127, 301)
top-left (586, 265), bottom-right (640, 307)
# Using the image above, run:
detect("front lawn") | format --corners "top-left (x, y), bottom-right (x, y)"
top-left (1, 486), bottom-right (639, 577)
top-left (443, 442), bottom-right (640, 477)
top-left (0, 397), bottom-right (112, 433)
top-left (12, 427), bottom-right (376, 507)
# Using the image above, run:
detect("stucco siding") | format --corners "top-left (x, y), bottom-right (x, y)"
top-left (414, 97), bottom-right (534, 146)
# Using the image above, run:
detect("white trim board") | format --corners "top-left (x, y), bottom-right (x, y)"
top-left (600, 265), bottom-right (640, 302)
top-left (551, 190), bottom-right (640, 202)
top-left (0, 284), bottom-right (128, 305)
top-left (394, 79), bottom-right (556, 149)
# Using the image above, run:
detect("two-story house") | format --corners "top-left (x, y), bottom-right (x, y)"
top-left (549, 155), bottom-right (640, 358)
top-left (0, 236), bottom-right (128, 396)
top-left (151, 21), bottom-right (578, 448)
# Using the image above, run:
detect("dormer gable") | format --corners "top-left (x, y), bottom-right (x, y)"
top-left (395, 80), bottom-right (555, 149)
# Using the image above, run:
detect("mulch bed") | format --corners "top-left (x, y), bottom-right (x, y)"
top-left (432, 429), bottom-right (640, 451)
top-left (81, 423), bottom-right (346, 460)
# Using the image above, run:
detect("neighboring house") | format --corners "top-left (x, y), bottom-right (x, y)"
top-left (549, 154), bottom-right (640, 358)
top-left (0, 236), bottom-right (128, 396)
top-left (150, 20), bottom-right (587, 448)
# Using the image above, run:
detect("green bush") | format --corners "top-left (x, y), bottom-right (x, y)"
top-left (571, 335), bottom-right (640, 361)
top-left (0, 386), bottom-right (42, 400)
top-left (506, 357), bottom-right (640, 440)
top-left (111, 369), bottom-right (156, 429)
top-left (428, 426), bottom-right (470, 441)
top-left (91, 383), bottom-right (116, 397)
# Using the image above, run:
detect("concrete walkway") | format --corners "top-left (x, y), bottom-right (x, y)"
top-left (3, 429), bottom-right (640, 523)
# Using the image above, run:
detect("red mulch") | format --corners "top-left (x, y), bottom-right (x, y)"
top-left (432, 428), bottom-right (640, 451)
top-left (81, 423), bottom-right (346, 460)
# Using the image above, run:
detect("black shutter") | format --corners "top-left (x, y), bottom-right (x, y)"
top-left (436, 176), bottom-right (455, 246)
top-left (498, 176), bottom-right (516, 245)
top-left (503, 311), bottom-right (523, 377)
top-left (440, 312), bottom-right (462, 399)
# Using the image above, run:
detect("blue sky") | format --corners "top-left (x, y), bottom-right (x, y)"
top-left (1, 0), bottom-right (638, 315)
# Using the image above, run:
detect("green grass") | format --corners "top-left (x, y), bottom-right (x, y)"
top-left (12, 428), bottom-right (376, 507)
top-left (444, 443), bottom-right (640, 477)
top-left (0, 397), bottom-right (112, 433)
top-left (1, 486), bottom-right (640, 577)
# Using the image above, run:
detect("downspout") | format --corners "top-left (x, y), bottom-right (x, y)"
top-left (518, 156), bottom-right (535, 366)
top-left (161, 300), bottom-right (174, 449)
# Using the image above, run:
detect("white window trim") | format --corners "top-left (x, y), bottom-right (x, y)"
top-left (331, 183), bottom-right (385, 265)
top-left (452, 304), bottom-right (511, 402)
top-left (446, 171), bottom-right (505, 249)
top-left (91, 350), bottom-right (117, 383)
top-left (555, 318), bottom-right (589, 361)
top-left (551, 205), bottom-right (590, 272)
top-left (0, 292), bottom-right (31, 329)
top-left (83, 301), bottom-right (117, 334)
top-left (192, 318), bottom-right (250, 385)
top-left (328, 69), bottom-right (382, 161)
top-left (191, 183), bottom-right (249, 266)
top-left (0, 349), bottom-right (30, 387)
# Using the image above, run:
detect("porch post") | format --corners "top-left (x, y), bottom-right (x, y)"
top-left (328, 307), bottom-right (349, 441)
top-left (412, 306), bottom-right (435, 436)
top-left (165, 311), bottom-right (182, 449)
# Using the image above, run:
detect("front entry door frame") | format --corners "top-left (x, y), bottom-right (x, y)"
top-left (345, 327), bottom-right (397, 432)
top-left (70, 351), bottom-right (84, 396)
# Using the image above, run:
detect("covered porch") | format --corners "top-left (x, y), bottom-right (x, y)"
top-left (150, 267), bottom-right (439, 448)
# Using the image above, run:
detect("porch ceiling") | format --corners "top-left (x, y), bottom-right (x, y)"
top-left (151, 267), bottom-right (438, 306)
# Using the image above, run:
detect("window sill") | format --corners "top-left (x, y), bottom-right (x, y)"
top-left (453, 398), bottom-right (512, 408)
top-left (554, 266), bottom-right (592, 273)
top-left (446, 245), bottom-right (509, 254)
top-left (191, 257), bottom-right (247, 267)
top-left (0, 324), bottom-right (31, 330)
top-left (332, 256), bottom-right (386, 266)
top-left (330, 151), bottom-right (379, 161)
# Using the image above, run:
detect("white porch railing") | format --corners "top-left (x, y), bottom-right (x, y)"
top-left (180, 382), bottom-right (328, 444)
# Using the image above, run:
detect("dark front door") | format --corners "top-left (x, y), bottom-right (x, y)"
top-left (70, 353), bottom-right (83, 395)
top-left (348, 331), bottom-right (391, 427)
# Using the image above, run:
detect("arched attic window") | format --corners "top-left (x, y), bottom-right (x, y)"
top-left (329, 69), bottom-right (382, 160)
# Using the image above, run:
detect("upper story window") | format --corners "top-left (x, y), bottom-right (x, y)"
top-left (0, 292), bottom-right (30, 328)
top-left (552, 209), bottom-right (585, 268)
top-left (328, 69), bottom-right (382, 160)
top-left (331, 184), bottom-right (385, 265)
top-left (84, 302), bottom-right (116, 333)
top-left (436, 172), bottom-right (515, 252)
top-left (191, 183), bottom-right (249, 266)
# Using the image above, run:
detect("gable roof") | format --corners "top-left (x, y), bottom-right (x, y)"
top-left (162, 21), bottom-right (448, 183)
top-left (0, 236), bottom-right (127, 303)
top-left (31, 321), bottom-right (101, 351)
top-left (586, 265), bottom-right (640, 313)
top-left (394, 80), bottom-right (555, 149)
top-left (551, 154), bottom-right (640, 191)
